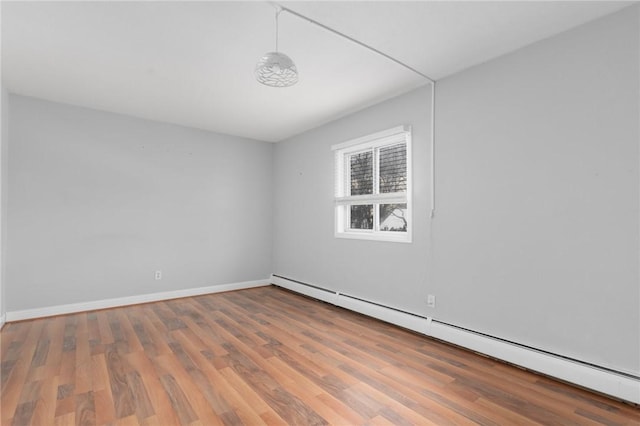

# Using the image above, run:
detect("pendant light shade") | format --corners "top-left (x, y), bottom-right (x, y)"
top-left (255, 9), bottom-right (298, 87)
top-left (255, 52), bottom-right (298, 87)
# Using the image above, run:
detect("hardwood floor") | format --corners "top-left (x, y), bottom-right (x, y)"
top-left (2, 286), bottom-right (639, 425)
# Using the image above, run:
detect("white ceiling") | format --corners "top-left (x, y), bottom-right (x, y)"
top-left (1, 1), bottom-right (633, 142)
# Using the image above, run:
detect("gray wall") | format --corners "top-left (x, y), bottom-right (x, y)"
top-left (273, 85), bottom-right (433, 314)
top-left (433, 6), bottom-right (639, 376)
top-left (1, 85), bottom-right (8, 320)
top-left (6, 95), bottom-right (273, 311)
top-left (273, 6), bottom-right (639, 376)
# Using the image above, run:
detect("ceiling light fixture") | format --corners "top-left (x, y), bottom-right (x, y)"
top-left (255, 7), bottom-right (298, 87)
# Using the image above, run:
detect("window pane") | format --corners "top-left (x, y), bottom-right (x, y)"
top-left (350, 205), bottom-right (373, 230)
top-left (379, 203), bottom-right (407, 232)
top-left (379, 144), bottom-right (407, 193)
top-left (349, 151), bottom-right (373, 195)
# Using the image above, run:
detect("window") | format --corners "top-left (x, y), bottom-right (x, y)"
top-left (332, 125), bottom-right (411, 242)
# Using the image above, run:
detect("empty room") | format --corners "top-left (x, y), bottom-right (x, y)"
top-left (1, 1), bottom-right (639, 425)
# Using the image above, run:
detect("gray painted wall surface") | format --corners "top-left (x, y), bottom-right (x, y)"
top-left (274, 85), bottom-right (434, 315)
top-left (434, 6), bottom-right (639, 376)
top-left (273, 7), bottom-right (639, 375)
top-left (273, 87), bottom-right (431, 312)
top-left (7, 95), bottom-right (273, 311)
top-left (1, 86), bottom-right (8, 319)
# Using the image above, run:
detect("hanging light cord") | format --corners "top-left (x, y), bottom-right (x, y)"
top-left (268, 2), bottom-right (436, 218)
top-left (275, 9), bottom-right (280, 52)
top-left (272, 2), bottom-right (434, 83)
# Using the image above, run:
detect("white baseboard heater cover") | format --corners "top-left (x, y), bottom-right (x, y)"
top-left (271, 274), bottom-right (640, 405)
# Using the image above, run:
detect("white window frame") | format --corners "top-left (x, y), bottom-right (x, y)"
top-left (332, 125), bottom-right (412, 243)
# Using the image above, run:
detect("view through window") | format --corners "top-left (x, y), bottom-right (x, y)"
top-left (332, 126), bottom-right (411, 242)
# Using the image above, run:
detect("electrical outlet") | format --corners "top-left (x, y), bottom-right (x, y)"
top-left (426, 294), bottom-right (436, 308)
top-left (155, 270), bottom-right (162, 280)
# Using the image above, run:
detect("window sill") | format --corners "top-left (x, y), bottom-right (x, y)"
top-left (335, 232), bottom-right (412, 243)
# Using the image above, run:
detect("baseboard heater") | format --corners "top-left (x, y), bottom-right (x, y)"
top-left (271, 274), bottom-right (640, 405)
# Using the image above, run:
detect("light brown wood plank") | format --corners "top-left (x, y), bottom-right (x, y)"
top-left (126, 370), bottom-right (155, 421)
top-left (30, 375), bottom-right (59, 426)
top-left (158, 374), bottom-right (198, 426)
top-left (93, 387), bottom-right (116, 426)
top-left (75, 391), bottom-right (96, 426)
top-left (1, 320), bottom-right (46, 425)
top-left (53, 410), bottom-right (75, 426)
top-left (124, 350), bottom-right (182, 426)
top-left (104, 344), bottom-right (136, 419)
top-left (75, 331), bottom-right (93, 395)
top-left (91, 353), bottom-right (110, 393)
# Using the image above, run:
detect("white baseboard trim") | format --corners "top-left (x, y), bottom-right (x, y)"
top-left (271, 275), bottom-right (640, 405)
top-left (0, 313), bottom-right (5, 330)
top-left (5, 279), bottom-right (270, 322)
